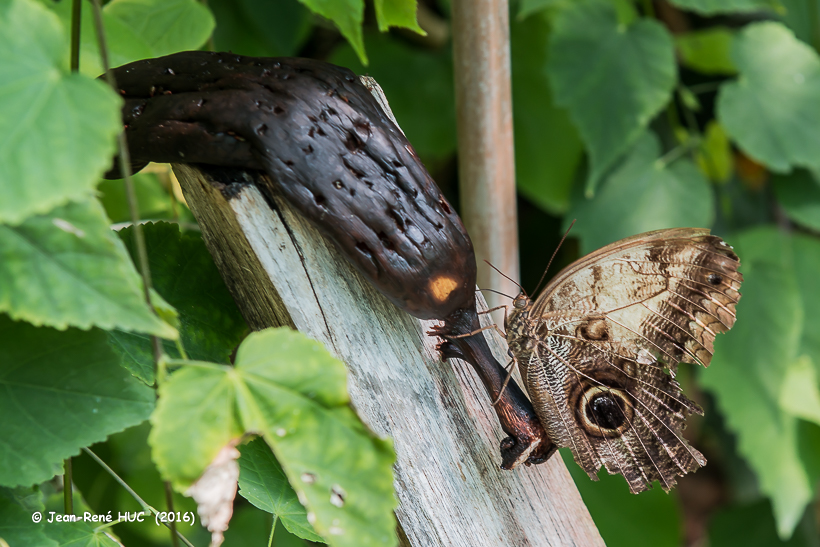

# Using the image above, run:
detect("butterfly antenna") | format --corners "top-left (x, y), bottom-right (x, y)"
top-left (476, 287), bottom-right (516, 300)
top-left (532, 219), bottom-right (576, 295)
top-left (484, 260), bottom-right (525, 294)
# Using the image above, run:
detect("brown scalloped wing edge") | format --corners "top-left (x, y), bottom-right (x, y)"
top-left (529, 228), bottom-right (742, 493)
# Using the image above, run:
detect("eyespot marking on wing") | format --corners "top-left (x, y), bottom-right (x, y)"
top-left (507, 228), bottom-right (741, 493)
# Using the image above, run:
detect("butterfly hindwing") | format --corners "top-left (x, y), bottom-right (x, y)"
top-left (508, 228), bottom-right (742, 492)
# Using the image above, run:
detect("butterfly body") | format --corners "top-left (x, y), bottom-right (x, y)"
top-left (506, 228), bottom-right (742, 492)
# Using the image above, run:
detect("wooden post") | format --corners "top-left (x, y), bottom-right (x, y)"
top-left (173, 163), bottom-right (602, 546)
top-left (170, 77), bottom-right (602, 547)
top-left (452, 0), bottom-right (520, 314)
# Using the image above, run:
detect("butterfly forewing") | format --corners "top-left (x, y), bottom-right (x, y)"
top-left (508, 228), bottom-right (742, 493)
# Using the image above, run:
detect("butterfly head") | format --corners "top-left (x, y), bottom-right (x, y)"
top-left (505, 292), bottom-right (532, 332)
top-left (512, 292), bottom-right (530, 310)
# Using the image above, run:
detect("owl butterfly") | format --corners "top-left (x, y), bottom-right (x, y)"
top-left (505, 228), bottom-right (742, 492)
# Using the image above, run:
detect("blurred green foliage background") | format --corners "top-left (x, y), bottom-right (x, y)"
top-left (3, 0), bottom-right (820, 545)
top-left (207, 2), bottom-right (820, 544)
top-left (208, 0), bottom-right (820, 545)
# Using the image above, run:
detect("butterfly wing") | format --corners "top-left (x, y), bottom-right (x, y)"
top-left (517, 228), bottom-right (741, 492)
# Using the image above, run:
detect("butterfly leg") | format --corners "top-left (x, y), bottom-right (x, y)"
top-left (478, 304), bottom-right (508, 316)
top-left (448, 305), bottom-right (509, 340)
top-left (446, 323), bottom-right (507, 340)
top-left (491, 356), bottom-right (517, 406)
top-left (478, 304), bottom-right (512, 334)
top-left (430, 308), bottom-right (557, 468)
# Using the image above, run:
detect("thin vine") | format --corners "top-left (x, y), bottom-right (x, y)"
top-left (85, 0), bottom-right (185, 544)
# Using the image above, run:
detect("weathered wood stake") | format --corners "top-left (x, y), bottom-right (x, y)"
top-left (167, 73), bottom-right (602, 546)
top-left (172, 162), bottom-right (603, 546)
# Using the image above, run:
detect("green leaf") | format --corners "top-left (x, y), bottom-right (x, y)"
top-left (107, 331), bottom-right (175, 384)
top-left (0, 0), bottom-right (122, 225)
top-left (611, 0), bottom-right (639, 25)
top-left (709, 499), bottom-right (813, 547)
top-left (779, 356), bottom-right (820, 424)
top-left (97, 172), bottom-right (177, 224)
top-left (547, 0), bottom-right (676, 196)
top-left (676, 27), bottom-right (737, 75)
top-left (700, 228), bottom-right (820, 539)
top-left (150, 328), bottom-right (397, 547)
top-left (717, 22), bottom-right (820, 173)
top-left (209, 0), bottom-right (312, 57)
top-left (374, 0), bottom-right (424, 34)
top-left (695, 121), bottom-right (733, 183)
top-left (98, 168), bottom-right (197, 227)
top-left (40, 0), bottom-right (215, 76)
top-left (122, 223), bottom-right (246, 363)
top-left (6, 486), bottom-right (46, 513)
top-left (329, 32), bottom-right (456, 163)
top-left (235, 329), bottom-right (396, 547)
top-left (104, 0), bottom-right (215, 59)
top-left (150, 362), bottom-right (243, 490)
top-left (111, 222), bottom-right (247, 382)
top-left (299, 0), bottom-right (367, 65)
top-left (792, 234), bottom-right (820, 359)
top-left (44, 520), bottom-right (124, 546)
top-left (669, 0), bottom-right (781, 14)
top-left (0, 487), bottom-right (57, 547)
top-left (109, 286), bottom-right (189, 384)
top-left (238, 437), bottom-right (324, 542)
top-left (791, 233), bottom-right (820, 427)
top-left (73, 422), bottom-right (205, 546)
top-left (223, 504), bottom-right (305, 546)
top-left (511, 10), bottom-right (583, 214)
top-left (149, 287), bottom-right (179, 330)
top-left (678, 87), bottom-right (702, 113)
top-left (38, 0), bottom-right (151, 77)
top-left (567, 132), bottom-right (714, 254)
top-left (518, 0), bottom-right (566, 19)
top-left (561, 451), bottom-right (681, 547)
top-left (0, 316), bottom-right (155, 487)
top-left (0, 199), bottom-right (176, 337)
top-left (772, 169), bottom-right (820, 232)
top-left (779, 0), bottom-right (820, 47)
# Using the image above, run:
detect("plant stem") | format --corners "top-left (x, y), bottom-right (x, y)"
top-left (165, 170), bottom-right (180, 222)
top-left (69, 0), bottom-right (82, 72)
top-left (175, 338), bottom-right (189, 360)
top-left (688, 81), bottom-right (722, 95)
top-left (82, 448), bottom-right (150, 513)
top-left (665, 100), bottom-right (685, 143)
top-left (451, 0), bottom-right (520, 311)
top-left (656, 139), bottom-right (698, 169)
top-left (164, 358), bottom-right (228, 371)
top-left (82, 448), bottom-right (196, 547)
top-left (680, 96), bottom-right (701, 137)
top-left (88, 0), bottom-right (164, 371)
top-left (93, 518), bottom-right (125, 532)
top-left (88, 0), bottom-right (152, 300)
top-left (63, 458), bottom-right (73, 515)
top-left (164, 481), bottom-right (180, 547)
top-left (268, 515), bottom-right (278, 547)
